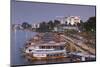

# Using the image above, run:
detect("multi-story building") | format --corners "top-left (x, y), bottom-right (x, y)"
top-left (54, 16), bottom-right (81, 32)
top-left (67, 16), bottom-right (80, 25)
top-left (56, 16), bottom-right (80, 25)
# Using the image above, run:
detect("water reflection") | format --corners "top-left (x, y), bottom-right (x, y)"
top-left (11, 30), bottom-right (37, 65)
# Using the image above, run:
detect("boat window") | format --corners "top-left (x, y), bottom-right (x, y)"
top-left (41, 46), bottom-right (45, 49)
top-left (47, 54), bottom-right (49, 56)
top-left (28, 43), bottom-right (31, 45)
top-left (53, 54), bottom-right (57, 56)
top-left (29, 49), bottom-right (32, 52)
top-left (48, 46), bottom-right (50, 49)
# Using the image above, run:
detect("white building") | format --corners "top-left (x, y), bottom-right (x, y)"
top-left (32, 23), bottom-right (40, 28)
top-left (53, 25), bottom-right (79, 32)
top-left (32, 24), bottom-right (36, 28)
top-left (67, 16), bottom-right (80, 25)
top-left (36, 24), bottom-right (40, 28)
top-left (62, 26), bottom-right (79, 31)
top-left (56, 16), bottom-right (80, 25)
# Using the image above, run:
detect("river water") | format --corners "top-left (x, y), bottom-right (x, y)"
top-left (11, 30), bottom-right (38, 66)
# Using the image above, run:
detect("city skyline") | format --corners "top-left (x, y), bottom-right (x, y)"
top-left (11, 0), bottom-right (96, 24)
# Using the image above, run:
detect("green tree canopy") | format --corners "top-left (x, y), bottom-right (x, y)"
top-left (84, 16), bottom-right (96, 32)
top-left (21, 22), bottom-right (31, 29)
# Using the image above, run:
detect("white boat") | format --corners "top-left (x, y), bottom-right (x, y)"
top-left (23, 32), bottom-right (68, 60)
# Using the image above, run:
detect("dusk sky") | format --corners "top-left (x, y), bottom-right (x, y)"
top-left (11, 0), bottom-right (96, 24)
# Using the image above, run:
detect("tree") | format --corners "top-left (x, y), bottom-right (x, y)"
top-left (39, 21), bottom-right (49, 32)
top-left (47, 20), bottom-right (54, 30)
top-left (21, 22), bottom-right (31, 29)
top-left (84, 16), bottom-right (96, 32)
top-left (54, 20), bottom-right (60, 26)
top-left (77, 20), bottom-right (84, 31)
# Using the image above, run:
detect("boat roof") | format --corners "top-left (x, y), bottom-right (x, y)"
top-left (30, 41), bottom-right (66, 46)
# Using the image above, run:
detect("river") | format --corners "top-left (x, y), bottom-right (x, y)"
top-left (11, 30), bottom-right (38, 66)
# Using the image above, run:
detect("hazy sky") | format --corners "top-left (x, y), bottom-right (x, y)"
top-left (11, 0), bottom-right (96, 24)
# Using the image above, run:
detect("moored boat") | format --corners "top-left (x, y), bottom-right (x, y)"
top-left (23, 32), bottom-right (68, 61)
